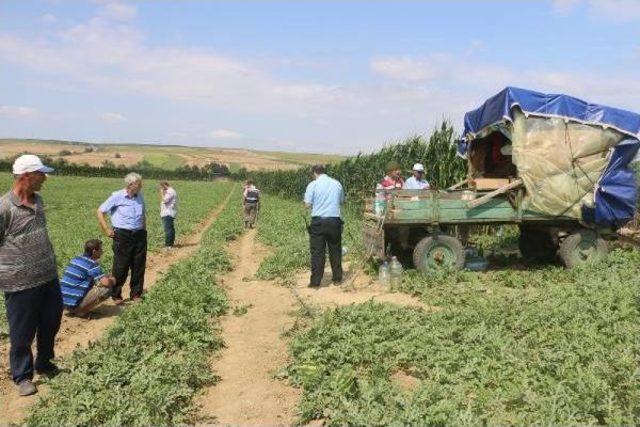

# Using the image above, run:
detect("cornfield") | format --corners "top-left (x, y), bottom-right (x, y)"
top-left (244, 121), bottom-right (466, 200)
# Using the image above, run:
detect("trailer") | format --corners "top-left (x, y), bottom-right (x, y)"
top-left (364, 87), bottom-right (640, 272)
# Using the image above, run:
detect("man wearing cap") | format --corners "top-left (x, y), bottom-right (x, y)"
top-left (403, 163), bottom-right (430, 190)
top-left (0, 155), bottom-right (62, 396)
top-left (96, 172), bottom-right (147, 303)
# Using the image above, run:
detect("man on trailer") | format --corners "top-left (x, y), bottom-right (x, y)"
top-left (403, 163), bottom-right (430, 190)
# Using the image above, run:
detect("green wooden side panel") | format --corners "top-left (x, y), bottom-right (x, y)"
top-left (393, 198), bottom-right (515, 221)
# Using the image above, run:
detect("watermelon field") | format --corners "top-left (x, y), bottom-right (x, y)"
top-left (0, 133), bottom-right (639, 425)
top-left (0, 176), bottom-right (233, 342)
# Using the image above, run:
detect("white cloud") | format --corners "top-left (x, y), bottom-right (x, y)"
top-left (0, 105), bottom-right (39, 117)
top-left (371, 56), bottom-right (443, 82)
top-left (100, 112), bottom-right (127, 122)
top-left (589, 0), bottom-right (640, 23)
top-left (99, 2), bottom-right (137, 21)
top-left (553, 0), bottom-right (640, 22)
top-left (41, 13), bottom-right (57, 24)
top-left (553, 0), bottom-right (583, 14)
top-left (209, 129), bottom-right (243, 139)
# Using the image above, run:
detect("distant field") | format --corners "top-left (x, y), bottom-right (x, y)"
top-left (0, 139), bottom-right (343, 171)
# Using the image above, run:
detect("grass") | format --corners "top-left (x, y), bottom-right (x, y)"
top-left (27, 186), bottom-right (244, 426)
top-left (142, 153), bottom-right (186, 170)
top-left (0, 174), bottom-right (234, 339)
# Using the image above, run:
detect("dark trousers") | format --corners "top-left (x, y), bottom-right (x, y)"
top-left (162, 216), bottom-right (175, 247)
top-left (112, 228), bottom-right (148, 299)
top-left (4, 279), bottom-right (63, 383)
top-left (309, 217), bottom-right (343, 286)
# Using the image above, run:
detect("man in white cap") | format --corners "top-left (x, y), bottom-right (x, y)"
top-left (0, 154), bottom-right (61, 396)
top-left (403, 163), bottom-right (430, 190)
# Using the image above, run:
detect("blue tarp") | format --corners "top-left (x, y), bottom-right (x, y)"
top-left (583, 139), bottom-right (640, 227)
top-left (459, 87), bottom-right (640, 228)
top-left (462, 87), bottom-right (640, 141)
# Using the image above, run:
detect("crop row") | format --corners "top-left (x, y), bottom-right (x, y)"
top-left (285, 245), bottom-right (640, 425)
top-left (243, 121), bottom-right (465, 201)
top-left (0, 175), bottom-right (233, 340)
top-left (27, 185), bottom-right (243, 426)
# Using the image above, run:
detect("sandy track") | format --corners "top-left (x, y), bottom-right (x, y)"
top-left (196, 230), bottom-right (428, 426)
top-left (197, 229), bottom-right (301, 426)
top-left (0, 187), bottom-right (236, 425)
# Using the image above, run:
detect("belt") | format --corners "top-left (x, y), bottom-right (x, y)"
top-left (114, 227), bottom-right (145, 234)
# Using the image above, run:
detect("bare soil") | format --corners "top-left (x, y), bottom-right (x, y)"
top-left (197, 229), bottom-right (301, 426)
top-left (196, 231), bottom-right (428, 426)
top-left (0, 189), bottom-right (235, 425)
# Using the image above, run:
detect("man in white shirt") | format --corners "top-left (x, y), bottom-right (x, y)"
top-left (403, 163), bottom-right (430, 190)
top-left (159, 181), bottom-right (178, 247)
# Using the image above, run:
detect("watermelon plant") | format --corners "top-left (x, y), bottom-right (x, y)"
top-left (27, 187), bottom-right (243, 425)
top-left (285, 248), bottom-right (640, 425)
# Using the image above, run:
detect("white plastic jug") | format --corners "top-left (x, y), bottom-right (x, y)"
top-left (378, 261), bottom-right (390, 287)
top-left (389, 256), bottom-right (403, 287)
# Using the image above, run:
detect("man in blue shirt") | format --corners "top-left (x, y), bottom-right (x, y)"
top-left (60, 239), bottom-right (115, 317)
top-left (96, 172), bottom-right (147, 303)
top-left (304, 164), bottom-right (345, 287)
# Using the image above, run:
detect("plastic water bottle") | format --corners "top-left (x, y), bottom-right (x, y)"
top-left (374, 184), bottom-right (386, 216)
top-left (389, 256), bottom-right (403, 288)
top-left (342, 246), bottom-right (348, 257)
top-left (378, 261), bottom-right (390, 287)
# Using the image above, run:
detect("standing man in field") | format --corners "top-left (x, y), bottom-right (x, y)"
top-left (304, 164), bottom-right (345, 287)
top-left (159, 181), bottom-right (178, 247)
top-left (96, 172), bottom-right (147, 303)
top-left (1, 154), bottom-right (62, 396)
top-left (243, 180), bottom-right (260, 229)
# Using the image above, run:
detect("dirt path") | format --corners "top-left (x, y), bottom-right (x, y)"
top-left (197, 231), bottom-right (428, 425)
top-left (291, 263), bottom-right (431, 311)
top-left (0, 188), bottom-right (236, 425)
top-left (197, 229), bottom-right (301, 426)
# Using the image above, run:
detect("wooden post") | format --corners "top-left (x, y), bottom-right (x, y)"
top-left (466, 179), bottom-right (523, 209)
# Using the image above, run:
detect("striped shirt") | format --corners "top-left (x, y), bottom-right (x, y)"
top-left (0, 191), bottom-right (58, 293)
top-left (60, 256), bottom-right (105, 308)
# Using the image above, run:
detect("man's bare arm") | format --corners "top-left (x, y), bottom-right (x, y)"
top-left (96, 209), bottom-right (114, 238)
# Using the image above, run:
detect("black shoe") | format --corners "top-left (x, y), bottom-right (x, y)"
top-left (308, 283), bottom-right (321, 288)
top-left (332, 279), bottom-right (343, 286)
top-left (35, 362), bottom-right (60, 377)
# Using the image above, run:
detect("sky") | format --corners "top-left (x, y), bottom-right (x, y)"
top-left (1, 0), bottom-right (639, 154)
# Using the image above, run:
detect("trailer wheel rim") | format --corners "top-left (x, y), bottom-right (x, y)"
top-left (575, 232), bottom-right (599, 262)
top-left (424, 244), bottom-right (456, 269)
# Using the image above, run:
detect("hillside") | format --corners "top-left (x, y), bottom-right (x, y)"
top-left (0, 139), bottom-right (343, 172)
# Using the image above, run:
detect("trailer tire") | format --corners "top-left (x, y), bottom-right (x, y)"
top-left (558, 229), bottom-right (607, 268)
top-left (413, 235), bottom-right (465, 273)
top-left (519, 226), bottom-right (557, 264)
